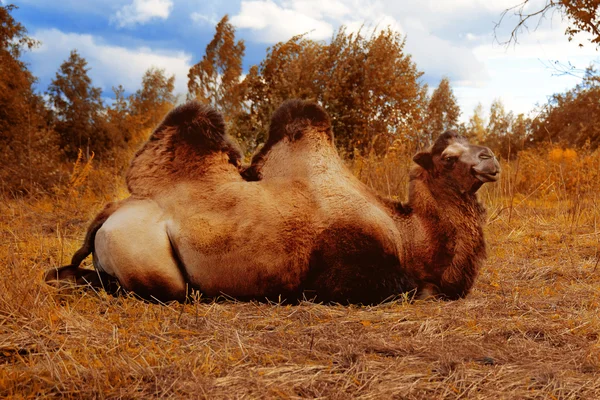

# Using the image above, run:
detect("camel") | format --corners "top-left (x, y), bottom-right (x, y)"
top-left (45, 99), bottom-right (499, 303)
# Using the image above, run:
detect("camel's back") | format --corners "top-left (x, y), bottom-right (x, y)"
top-left (161, 178), bottom-right (320, 298)
top-left (157, 167), bottom-right (404, 302)
top-left (258, 136), bottom-right (400, 242)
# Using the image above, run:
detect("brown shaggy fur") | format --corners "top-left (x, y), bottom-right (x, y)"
top-left (243, 118), bottom-right (499, 300)
top-left (396, 131), bottom-right (494, 299)
top-left (241, 99), bottom-right (333, 181)
top-left (44, 102), bottom-right (242, 290)
top-left (46, 100), bottom-right (499, 304)
top-left (127, 101), bottom-right (243, 197)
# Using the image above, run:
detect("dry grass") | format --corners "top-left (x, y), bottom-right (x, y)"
top-left (1, 153), bottom-right (599, 399)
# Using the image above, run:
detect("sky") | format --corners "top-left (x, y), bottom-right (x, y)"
top-left (6, 0), bottom-right (599, 122)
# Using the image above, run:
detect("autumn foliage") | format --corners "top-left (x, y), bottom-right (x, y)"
top-left (1, 4), bottom-right (600, 398)
top-left (2, 7), bottom-right (599, 196)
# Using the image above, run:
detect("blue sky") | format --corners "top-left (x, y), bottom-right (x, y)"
top-left (7, 0), bottom-right (599, 123)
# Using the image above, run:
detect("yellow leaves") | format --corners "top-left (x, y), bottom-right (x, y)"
top-left (466, 319), bottom-right (482, 333)
top-left (360, 320), bottom-right (372, 327)
top-left (548, 147), bottom-right (577, 163)
top-left (510, 145), bottom-right (600, 202)
top-left (548, 148), bottom-right (563, 162)
top-left (542, 287), bottom-right (555, 296)
top-left (488, 268), bottom-right (501, 289)
top-left (563, 148), bottom-right (577, 161)
top-left (68, 149), bottom-right (95, 196)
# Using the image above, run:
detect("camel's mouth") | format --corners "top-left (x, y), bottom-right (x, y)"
top-left (474, 171), bottom-right (500, 183)
top-left (472, 157), bottom-right (500, 183)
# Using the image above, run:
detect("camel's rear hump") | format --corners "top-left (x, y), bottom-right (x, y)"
top-left (242, 99), bottom-right (333, 181)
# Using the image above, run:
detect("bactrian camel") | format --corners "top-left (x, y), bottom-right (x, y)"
top-left (46, 99), bottom-right (500, 304)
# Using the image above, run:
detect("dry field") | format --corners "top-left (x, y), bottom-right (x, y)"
top-left (1, 152), bottom-right (599, 399)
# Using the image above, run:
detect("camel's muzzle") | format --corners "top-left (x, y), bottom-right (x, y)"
top-left (472, 153), bottom-right (500, 183)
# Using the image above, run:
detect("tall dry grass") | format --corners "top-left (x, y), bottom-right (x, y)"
top-left (352, 142), bottom-right (600, 234)
top-left (0, 143), bottom-right (599, 398)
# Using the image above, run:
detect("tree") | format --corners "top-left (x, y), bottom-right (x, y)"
top-left (130, 67), bottom-right (175, 132)
top-left (0, 4), bottom-right (41, 143)
top-left (234, 27), bottom-right (427, 155)
top-left (485, 99), bottom-right (522, 159)
top-left (424, 77), bottom-right (461, 143)
top-left (231, 34), bottom-right (321, 151)
top-left (487, 99), bottom-right (513, 138)
top-left (0, 4), bottom-right (62, 192)
top-left (462, 99), bottom-right (531, 160)
top-left (465, 103), bottom-right (487, 143)
top-left (498, 0), bottom-right (600, 48)
top-left (531, 67), bottom-right (600, 149)
top-left (321, 28), bottom-right (427, 154)
top-left (47, 50), bottom-right (108, 159)
top-left (187, 15), bottom-right (245, 118)
top-left (106, 85), bottom-right (130, 140)
top-left (511, 113), bottom-right (531, 150)
top-left (96, 85), bottom-right (134, 167)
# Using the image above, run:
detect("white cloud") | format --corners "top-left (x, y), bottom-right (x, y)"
top-left (113, 0), bottom-right (174, 28)
top-left (473, 20), bottom-right (598, 61)
top-left (453, 11), bottom-right (599, 120)
top-left (287, 0), bottom-right (351, 19)
top-left (29, 29), bottom-right (192, 96)
top-left (426, 0), bottom-right (530, 13)
top-left (341, 1), bottom-right (403, 36)
top-left (231, 0), bottom-right (335, 42)
top-left (231, 0), bottom-right (486, 87)
top-left (231, 0), bottom-right (405, 42)
top-left (226, 0), bottom-right (600, 119)
top-left (399, 17), bottom-right (489, 88)
top-left (191, 12), bottom-right (219, 26)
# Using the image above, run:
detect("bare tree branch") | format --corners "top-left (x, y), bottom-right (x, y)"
top-left (494, 0), bottom-right (559, 48)
top-left (496, 0), bottom-right (600, 49)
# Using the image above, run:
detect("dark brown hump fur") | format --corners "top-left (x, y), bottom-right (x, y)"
top-left (127, 101), bottom-right (243, 196)
top-left (242, 99), bottom-right (333, 181)
top-left (267, 99), bottom-right (332, 143)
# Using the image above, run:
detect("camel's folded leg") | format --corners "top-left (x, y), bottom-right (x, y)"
top-left (45, 201), bottom-right (122, 289)
top-left (44, 264), bottom-right (121, 295)
top-left (94, 198), bottom-right (187, 303)
top-left (70, 201), bottom-right (123, 268)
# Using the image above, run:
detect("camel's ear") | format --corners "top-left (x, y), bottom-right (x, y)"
top-left (413, 151), bottom-right (433, 170)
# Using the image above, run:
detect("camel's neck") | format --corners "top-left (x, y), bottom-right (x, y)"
top-left (403, 173), bottom-right (486, 299)
top-left (409, 177), bottom-right (484, 222)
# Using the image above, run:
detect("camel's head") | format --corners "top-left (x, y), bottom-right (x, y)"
top-left (413, 131), bottom-right (500, 193)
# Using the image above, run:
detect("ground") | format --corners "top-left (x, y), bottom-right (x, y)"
top-left (1, 187), bottom-right (599, 399)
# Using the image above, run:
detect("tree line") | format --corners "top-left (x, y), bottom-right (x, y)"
top-left (1, 5), bottom-right (598, 194)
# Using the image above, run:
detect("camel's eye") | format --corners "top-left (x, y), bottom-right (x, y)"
top-left (442, 155), bottom-right (458, 163)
